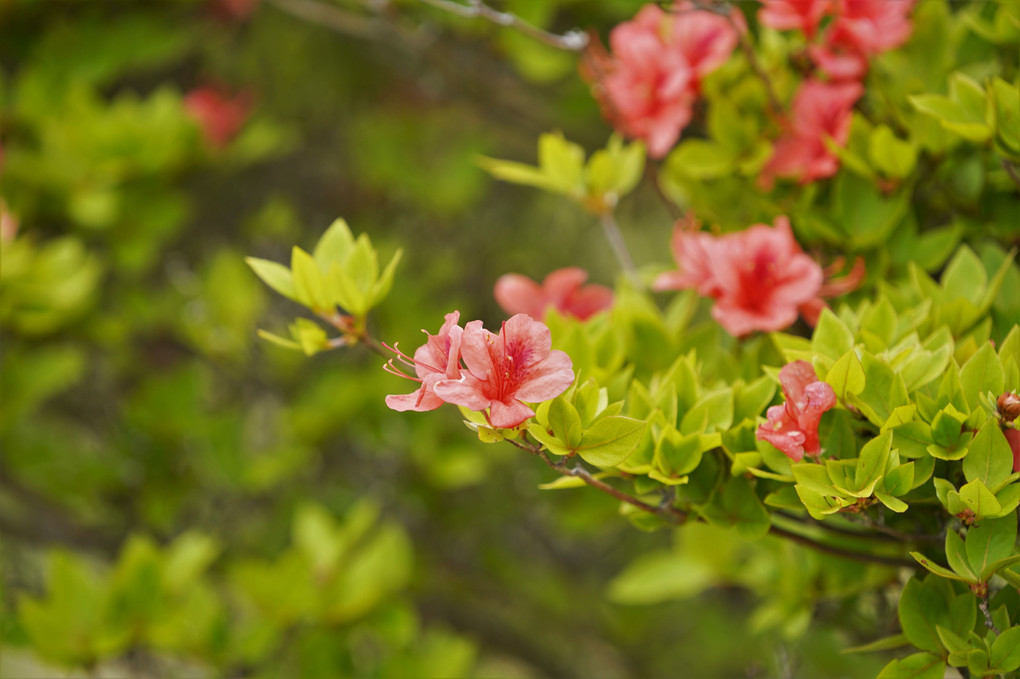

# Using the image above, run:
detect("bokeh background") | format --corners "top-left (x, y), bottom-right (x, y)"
top-left (0, 1), bottom-right (913, 676)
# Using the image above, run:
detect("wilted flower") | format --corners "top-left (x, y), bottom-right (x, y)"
top-left (756, 361), bottom-right (837, 461)
top-left (184, 87), bottom-right (251, 149)
top-left (494, 268), bottom-right (613, 321)
top-left (653, 216), bottom-right (825, 336)
top-left (434, 314), bottom-right (575, 429)
top-left (384, 312), bottom-right (464, 412)
top-left (761, 79), bottom-right (863, 185)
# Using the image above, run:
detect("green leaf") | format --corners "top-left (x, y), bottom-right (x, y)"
top-left (851, 354), bottom-right (911, 426)
top-left (827, 349), bottom-right (866, 399)
top-left (812, 308), bottom-right (855, 360)
top-left (959, 479), bottom-right (1002, 517)
top-left (477, 157), bottom-right (557, 192)
top-left (966, 512), bottom-right (1017, 581)
top-left (855, 430), bottom-right (892, 492)
top-left (910, 551), bottom-right (971, 582)
top-left (898, 578), bottom-right (951, 653)
top-left (549, 397), bottom-right (583, 450)
top-left (246, 257), bottom-right (297, 301)
top-left (538, 131), bottom-right (585, 195)
top-left (666, 139), bottom-right (737, 180)
top-left (877, 653), bottom-right (945, 679)
top-left (990, 626), bottom-right (1020, 673)
top-left (943, 245), bottom-right (988, 306)
top-left (843, 634), bottom-right (909, 654)
top-left (575, 416), bottom-right (645, 468)
top-left (290, 247), bottom-right (330, 311)
top-left (312, 218), bottom-right (355, 270)
top-left (960, 341), bottom-right (1005, 412)
top-left (699, 476), bottom-right (771, 539)
top-left (869, 125), bottom-right (918, 178)
top-left (883, 462), bottom-right (915, 496)
top-left (256, 329), bottom-right (302, 351)
top-left (607, 550), bottom-right (716, 604)
top-left (963, 421), bottom-right (1014, 488)
top-left (326, 262), bottom-right (364, 315)
top-left (369, 248), bottom-right (403, 308)
top-left (945, 530), bottom-right (977, 581)
top-left (679, 388), bottom-right (733, 435)
top-left (910, 72), bottom-right (993, 143)
top-left (876, 492), bottom-right (908, 513)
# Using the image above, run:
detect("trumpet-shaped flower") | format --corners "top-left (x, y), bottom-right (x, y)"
top-left (384, 312), bottom-right (464, 412)
top-left (653, 216), bottom-right (824, 336)
top-left (494, 268), bottom-right (613, 321)
top-left (434, 314), bottom-right (574, 429)
top-left (761, 79), bottom-right (863, 185)
top-left (756, 361), bottom-right (836, 461)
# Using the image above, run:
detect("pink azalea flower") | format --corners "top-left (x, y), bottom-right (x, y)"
top-left (761, 78), bottom-right (863, 185)
top-left (184, 87), bottom-right (251, 149)
top-left (653, 216), bottom-right (825, 337)
top-left (589, 3), bottom-right (743, 158)
top-left (672, 0), bottom-right (745, 84)
top-left (598, 5), bottom-right (696, 158)
top-left (434, 314), bottom-right (575, 429)
top-left (808, 0), bottom-right (915, 81)
top-left (758, 0), bottom-right (831, 37)
top-left (756, 360), bottom-right (837, 461)
top-left (827, 0), bottom-right (915, 57)
top-left (384, 312), bottom-right (464, 412)
top-left (494, 268), bottom-right (613, 321)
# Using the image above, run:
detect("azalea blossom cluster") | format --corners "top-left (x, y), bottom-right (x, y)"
top-left (760, 0), bottom-right (916, 83)
top-left (586, 1), bottom-right (744, 158)
top-left (384, 312), bottom-right (575, 429)
top-left (756, 360), bottom-right (837, 461)
top-left (494, 267), bottom-right (614, 321)
top-left (653, 215), bottom-right (863, 336)
top-left (760, 0), bottom-right (915, 183)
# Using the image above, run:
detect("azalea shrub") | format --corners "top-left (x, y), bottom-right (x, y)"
top-left (2, 0), bottom-right (1019, 677)
top-left (247, 0), bottom-right (1020, 676)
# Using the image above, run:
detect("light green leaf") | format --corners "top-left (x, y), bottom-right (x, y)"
top-left (312, 218), bottom-right (355, 270)
top-left (963, 421), bottom-right (1014, 488)
top-left (991, 626), bottom-right (1020, 673)
top-left (575, 416), bottom-right (645, 467)
top-left (827, 349), bottom-right (866, 399)
top-left (966, 512), bottom-right (1017, 581)
top-left (246, 257), bottom-right (297, 301)
top-left (290, 247), bottom-right (330, 311)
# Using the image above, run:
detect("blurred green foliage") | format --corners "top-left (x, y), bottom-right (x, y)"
top-left (1, 0), bottom-right (1016, 677)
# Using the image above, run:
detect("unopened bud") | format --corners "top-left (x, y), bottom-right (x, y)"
top-left (998, 392), bottom-right (1020, 421)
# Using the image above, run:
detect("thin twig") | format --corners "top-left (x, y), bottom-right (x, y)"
top-left (979, 595), bottom-right (1001, 634)
top-left (646, 160), bottom-right (684, 220)
top-left (767, 525), bottom-right (920, 570)
top-left (510, 436), bottom-right (918, 568)
top-left (1004, 160), bottom-right (1020, 192)
top-left (598, 212), bottom-right (642, 289)
top-left (416, 0), bottom-right (588, 51)
top-left (507, 436), bottom-right (685, 521)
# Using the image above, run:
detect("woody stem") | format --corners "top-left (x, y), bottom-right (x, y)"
top-left (509, 434), bottom-right (920, 569)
